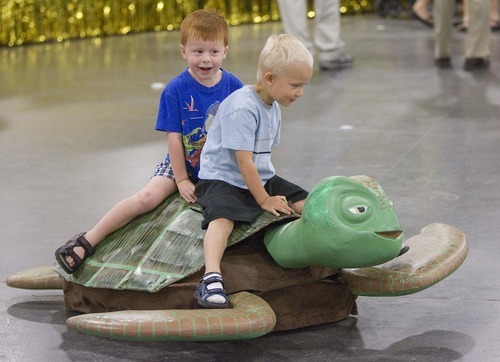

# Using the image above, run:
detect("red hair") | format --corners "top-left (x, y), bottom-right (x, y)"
top-left (180, 9), bottom-right (229, 46)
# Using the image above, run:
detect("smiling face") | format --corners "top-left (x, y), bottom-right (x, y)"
top-left (258, 61), bottom-right (313, 107)
top-left (181, 38), bottom-right (228, 87)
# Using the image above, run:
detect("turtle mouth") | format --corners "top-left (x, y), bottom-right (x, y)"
top-left (376, 230), bottom-right (403, 239)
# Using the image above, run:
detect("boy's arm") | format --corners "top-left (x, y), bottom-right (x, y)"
top-left (235, 150), bottom-right (294, 216)
top-left (167, 132), bottom-right (196, 203)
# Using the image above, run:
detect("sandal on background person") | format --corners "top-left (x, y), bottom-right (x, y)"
top-left (491, 19), bottom-right (500, 31)
top-left (455, 21), bottom-right (468, 32)
top-left (456, 19), bottom-right (500, 32)
top-left (412, 0), bottom-right (434, 27)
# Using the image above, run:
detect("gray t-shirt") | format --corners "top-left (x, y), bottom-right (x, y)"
top-left (198, 85), bottom-right (281, 189)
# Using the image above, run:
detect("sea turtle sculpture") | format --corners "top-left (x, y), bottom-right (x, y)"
top-left (6, 175), bottom-right (468, 341)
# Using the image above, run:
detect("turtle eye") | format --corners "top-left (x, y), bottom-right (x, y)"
top-left (340, 196), bottom-right (373, 224)
top-left (349, 206), bottom-right (368, 215)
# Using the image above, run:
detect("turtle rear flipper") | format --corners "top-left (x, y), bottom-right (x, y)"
top-left (66, 291), bottom-right (276, 341)
top-left (6, 266), bottom-right (63, 290)
top-left (341, 223), bottom-right (468, 296)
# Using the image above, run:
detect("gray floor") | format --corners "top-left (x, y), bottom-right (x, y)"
top-left (1, 14), bottom-right (500, 361)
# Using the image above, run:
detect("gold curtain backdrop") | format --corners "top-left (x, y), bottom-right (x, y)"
top-left (1, 0), bottom-right (373, 47)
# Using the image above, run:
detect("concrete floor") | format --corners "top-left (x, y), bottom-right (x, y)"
top-left (1, 14), bottom-right (500, 361)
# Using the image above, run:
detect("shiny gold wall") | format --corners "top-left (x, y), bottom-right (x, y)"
top-left (1, 0), bottom-right (373, 47)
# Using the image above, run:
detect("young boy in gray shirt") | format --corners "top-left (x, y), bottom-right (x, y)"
top-left (194, 34), bottom-right (314, 308)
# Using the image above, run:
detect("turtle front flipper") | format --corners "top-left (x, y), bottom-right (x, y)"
top-left (6, 266), bottom-right (64, 290)
top-left (66, 292), bottom-right (276, 341)
top-left (340, 223), bottom-right (468, 296)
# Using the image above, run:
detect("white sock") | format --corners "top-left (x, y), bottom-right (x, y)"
top-left (203, 273), bottom-right (226, 304)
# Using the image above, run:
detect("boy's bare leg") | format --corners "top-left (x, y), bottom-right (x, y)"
top-left (200, 218), bottom-right (234, 305)
top-left (65, 176), bottom-right (176, 267)
top-left (203, 218), bottom-right (234, 273)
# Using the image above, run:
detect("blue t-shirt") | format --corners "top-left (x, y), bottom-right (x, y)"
top-left (155, 68), bottom-right (243, 180)
top-left (199, 85), bottom-right (281, 189)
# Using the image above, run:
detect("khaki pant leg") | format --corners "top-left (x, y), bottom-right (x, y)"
top-left (465, 0), bottom-right (491, 58)
top-left (433, 0), bottom-right (455, 58)
top-left (277, 0), bottom-right (313, 52)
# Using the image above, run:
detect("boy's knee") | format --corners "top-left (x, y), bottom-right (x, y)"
top-left (210, 218), bottom-right (234, 234)
top-left (135, 190), bottom-right (160, 212)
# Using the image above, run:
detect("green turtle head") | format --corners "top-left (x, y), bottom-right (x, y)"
top-left (264, 175), bottom-right (404, 268)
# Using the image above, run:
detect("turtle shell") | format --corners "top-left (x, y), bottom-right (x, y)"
top-left (58, 193), bottom-right (300, 292)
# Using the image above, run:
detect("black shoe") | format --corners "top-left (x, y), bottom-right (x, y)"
top-left (464, 57), bottom-right (490, 71)
top-left (319, 54), bottom-right (353, 71)
top-left (435, 57), bottom-right (451, 69)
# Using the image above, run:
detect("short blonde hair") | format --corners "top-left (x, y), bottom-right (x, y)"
top-left (180, 9), bottom-right (229, 46)
top-left (256, 34), bottom-right (313, 82)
